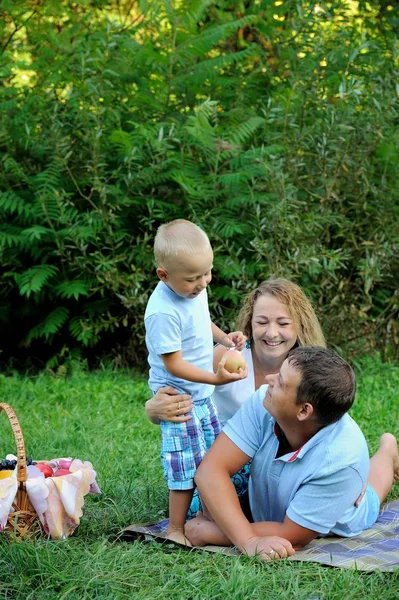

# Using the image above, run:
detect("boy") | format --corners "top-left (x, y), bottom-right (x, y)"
top-left (145, 219), bottom-right (247, 545)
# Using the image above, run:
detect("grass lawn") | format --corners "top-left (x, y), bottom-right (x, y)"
top-left (0, 355), bottom-right (398, 599)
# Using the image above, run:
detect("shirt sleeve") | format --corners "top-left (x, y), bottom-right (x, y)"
top-left (145, 312), bottom-right (182, 355)
top-left (286, 466), bottom-right (364, 534)
top-left (222, 386), bottom-right (267, 458)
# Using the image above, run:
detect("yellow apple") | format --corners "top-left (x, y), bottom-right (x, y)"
top-left (223, 349), bottom-right (246, 373)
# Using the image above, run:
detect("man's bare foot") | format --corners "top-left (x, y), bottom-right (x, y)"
top-left (166, 529), bottom-right (193, 547)
top-left (380, 433), bottom-right (399, 481)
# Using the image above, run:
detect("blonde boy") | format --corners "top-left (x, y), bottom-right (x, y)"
top-left (144, 219), bottom-right (247, 544)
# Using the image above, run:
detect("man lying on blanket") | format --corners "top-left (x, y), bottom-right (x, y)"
top-left (185, 347), bottom-right (399, 561)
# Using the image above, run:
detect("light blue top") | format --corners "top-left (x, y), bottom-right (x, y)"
top-left (223, 385), bottom-right (371, 537)
top-left (144, 281), bottom-right (215, 403)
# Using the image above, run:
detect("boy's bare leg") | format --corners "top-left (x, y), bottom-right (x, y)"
top-left (167, 489), bottom-right (193, 546)
top-left (368, 433), bottom-right (399, 504)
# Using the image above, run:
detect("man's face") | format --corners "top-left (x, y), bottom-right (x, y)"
top-left (157, 250), bottom-right (214, 299)
top-left (263, 359), bottom-right (302, 423)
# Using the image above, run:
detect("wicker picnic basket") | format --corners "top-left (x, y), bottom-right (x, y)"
top-left (0, 403), bottom-right (43, 539)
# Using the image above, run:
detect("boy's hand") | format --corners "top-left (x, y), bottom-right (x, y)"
top-left (213, 354), bottom-right (248, 385)
top-left (223, 331), bottom-right (247, 351)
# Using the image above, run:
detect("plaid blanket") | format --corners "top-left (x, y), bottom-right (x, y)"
top-left (118, 499), bottom-right (399, 572)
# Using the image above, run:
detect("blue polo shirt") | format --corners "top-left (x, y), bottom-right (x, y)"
top-left (223, 385), bottom-right (373, 537)
top-left (145, 281), bottom-right (214, 403)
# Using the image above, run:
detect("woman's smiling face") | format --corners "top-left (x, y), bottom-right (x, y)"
top-left (251, 294), bottom-right (297, 363)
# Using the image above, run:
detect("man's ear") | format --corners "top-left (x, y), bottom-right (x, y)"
top-left (156, 267), bottom-right (168, 282)
top-left (297, 403), bottom-right (314, 421)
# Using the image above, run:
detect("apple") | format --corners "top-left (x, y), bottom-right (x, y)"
top-left (58, 459), bottom-right (72, 470)
top-left (223, 349), bottom-right (246, 373)
top-left (54, 468), bottom-right (70, 477)
top-left (35, 463), bottom-right (54, 478)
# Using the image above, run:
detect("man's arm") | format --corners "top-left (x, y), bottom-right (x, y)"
top-left (250, 516), bottom-right (317, 549)
top-left (185, 512), bottom-right (313, 551)
top-left (193, 433), bottom-right (296, 556)
top-left (162, 351), bottom-right (247, 385)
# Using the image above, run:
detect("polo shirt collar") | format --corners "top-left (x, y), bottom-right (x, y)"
top-left (269, 415), bottom-right (337, 463)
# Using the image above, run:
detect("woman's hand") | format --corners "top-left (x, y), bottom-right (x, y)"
top-left (145, 386), bottom-right (193, 424)
top-left (243, 536), bottom-right (295, 561)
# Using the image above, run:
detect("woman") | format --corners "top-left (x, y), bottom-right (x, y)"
top-left (145, 278), bottom-right (326, 425)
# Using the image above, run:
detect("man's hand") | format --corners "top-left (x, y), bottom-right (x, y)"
top-left (243, 536), bottom-right (295, 561)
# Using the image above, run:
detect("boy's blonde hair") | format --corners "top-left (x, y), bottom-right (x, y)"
top-left (237, 278), bottom-right (326, 347)
top-left (154, 219), bottom-right (212, 269)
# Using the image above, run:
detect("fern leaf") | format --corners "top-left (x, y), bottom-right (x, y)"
top-left (16, 264), bottom-right (59, 297)
top-left (229, 117), bottom-right (265, 145)
top-left (178, 0), bottom-right (212, 29)
top-left (175, 46), bottom-right (257, 84)
top-left (37, 192), bottom-right (61, 221)
top-left (0, 191), bottom-right (32, 218)
top-left (55, 280), bottom-right (89, 301)
top-left (109, 129), bottom-right (133, 156)
top-left (35, 161), bottom-right (62, 193)
top-left (69, 317), bottom-right (98, 346)
top-left (0, 226), bottom-right (24, 249)
top-left (2, 155), bottom-right (30, 183)
top-left (175, 15), bottom-right (258, 59)
top-left (24, 307), bottom-right (69, 345)
top-left (21, 225), bottom-right (52, 242)
top-left (217, 172), bottom-right (250, 189)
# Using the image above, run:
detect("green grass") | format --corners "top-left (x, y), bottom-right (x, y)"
top-left (0, 355), bottom-right (398, 599)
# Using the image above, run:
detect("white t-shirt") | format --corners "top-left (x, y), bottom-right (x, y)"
top-left (144, 281), bottom-right (215, 402)
top-left (214, 346), bottom-right (255, 426)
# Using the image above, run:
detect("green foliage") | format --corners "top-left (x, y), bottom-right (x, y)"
top-left (0, 0), bottom-right (398, 368)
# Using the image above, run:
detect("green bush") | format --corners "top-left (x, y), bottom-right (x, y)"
top-left (0, 0), bottom-right (398, 369)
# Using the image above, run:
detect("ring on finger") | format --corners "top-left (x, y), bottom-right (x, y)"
top-left (177, 402), bottom-right (181, 412)
top-left (268, 550), bottom-right (277, 559)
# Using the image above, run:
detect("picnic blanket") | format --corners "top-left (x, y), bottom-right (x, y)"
top-left (118, 499), bottom-right (399, 572)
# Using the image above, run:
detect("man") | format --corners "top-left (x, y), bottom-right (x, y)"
top-left (185, 347), bottom-right (399, 560)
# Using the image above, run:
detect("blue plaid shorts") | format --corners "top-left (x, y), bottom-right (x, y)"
top-left (160, 397), bottom-right (221, 491)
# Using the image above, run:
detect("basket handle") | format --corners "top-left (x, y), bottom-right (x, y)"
top-left (0, 403), bottom-right (27, 485)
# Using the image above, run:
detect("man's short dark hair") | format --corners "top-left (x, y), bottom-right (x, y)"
top-left (287, 346), bottom-right (356, 426)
